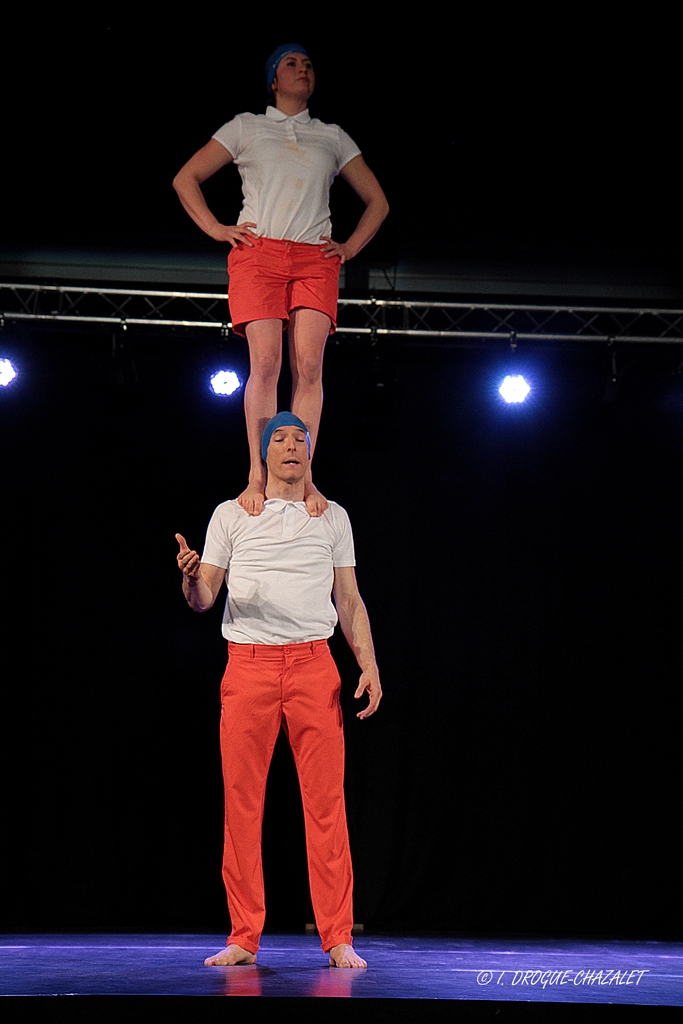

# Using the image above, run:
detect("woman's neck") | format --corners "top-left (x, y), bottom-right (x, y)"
top-left (274, 97), bottom-right (308, 117)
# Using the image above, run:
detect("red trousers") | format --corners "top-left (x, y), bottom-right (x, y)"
top-left (219, 639), bottom-right (354, 953)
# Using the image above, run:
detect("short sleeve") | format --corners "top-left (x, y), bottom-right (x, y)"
top-left (212, 115), bottom-right (243, 159)
top-left (329, 504), bottom-right (356, 567)
top-left (337, 127), bottom-right (361, 172)
top-left (201, 503), bottom-right (234, 569)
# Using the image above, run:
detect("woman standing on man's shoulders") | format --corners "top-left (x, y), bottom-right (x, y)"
top-left (173, 43), bottom-right (389, 516)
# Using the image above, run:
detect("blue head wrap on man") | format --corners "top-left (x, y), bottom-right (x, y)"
top-left (261, 411), bottom-right (311, 463)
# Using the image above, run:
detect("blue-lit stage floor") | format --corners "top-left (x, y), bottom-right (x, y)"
top-left (2, 933), bottom-right (682, 1019)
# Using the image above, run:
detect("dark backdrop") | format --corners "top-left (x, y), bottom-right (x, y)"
top-left (2, 327), bottom-right (682, 938)
top-left (1, 15), bottom-right (681, 940)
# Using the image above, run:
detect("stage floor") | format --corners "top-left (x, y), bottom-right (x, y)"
top-left (1, 933), bottom-right (682, 1009)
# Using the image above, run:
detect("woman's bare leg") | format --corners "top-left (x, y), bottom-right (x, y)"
top-left (239, 318), bottom-right (282, 516)
top-left (288, 308), bottom-right (331, 517)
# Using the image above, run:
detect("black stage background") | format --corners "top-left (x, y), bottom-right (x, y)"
top-left (2, 17), bottom-right (682, 942)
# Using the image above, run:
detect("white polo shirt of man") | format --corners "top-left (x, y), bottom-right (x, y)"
top-left (201, 496), bottom-right (355, 644)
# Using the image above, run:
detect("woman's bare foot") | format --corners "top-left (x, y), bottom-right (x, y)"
top-left (204, 944), bottom-right (256, 966)
top-left (238, 480), bottom-right (266, 516)
top-left (304, 481), bottom-right (328, 518)
top-left (328, 943), bottom-right (367, 968)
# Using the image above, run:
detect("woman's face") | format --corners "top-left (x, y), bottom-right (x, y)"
top-left (272, 52), bottom-right (315, 104)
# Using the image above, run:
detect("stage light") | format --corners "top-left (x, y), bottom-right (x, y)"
top-left (0, 358), bottom-right (17, 387)
top-left (210, 370), bottom-right (241, 396)
top-left (499, 374), bottom-right (530, 403)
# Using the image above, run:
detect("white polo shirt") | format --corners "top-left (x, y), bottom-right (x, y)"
top-left (212, 107), bottom-right (361, 245)
top-left (201, 498), bottom-right (356, 645)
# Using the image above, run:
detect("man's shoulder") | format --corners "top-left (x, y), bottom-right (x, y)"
top-left (323, 500), bottom-right (352, 526)
top-left (211, 498), bottom-right (248, 521)
top-left (211, 499), bottom-right (351, 524)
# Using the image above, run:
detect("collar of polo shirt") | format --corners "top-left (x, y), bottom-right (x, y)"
top-left (263, 498), bottom-right (310, 514)
top-left (266, 105), bottom-right (311, 124)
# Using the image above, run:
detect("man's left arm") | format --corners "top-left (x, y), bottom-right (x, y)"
top-left (333, 566), bottom-right (382, 719)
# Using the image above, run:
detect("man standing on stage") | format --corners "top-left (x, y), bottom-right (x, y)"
top-left (176, 412), bottom-right (381, 968)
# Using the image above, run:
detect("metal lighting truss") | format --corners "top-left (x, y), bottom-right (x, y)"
top-left (2, 283), bottom-right (683, 345)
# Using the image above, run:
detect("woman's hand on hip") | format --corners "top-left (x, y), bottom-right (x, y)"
top-left (212, 223), bottom-right (259, 246)
top-left (319, 236), bottom-right (355, 263)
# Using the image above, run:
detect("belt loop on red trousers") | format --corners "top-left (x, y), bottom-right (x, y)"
top-left (250, 645), bottom-right (255, 659)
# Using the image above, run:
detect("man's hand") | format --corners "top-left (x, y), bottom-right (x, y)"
top-left (176, 537), bottom-right (226, 613)
top-left (333, 567), bottom-right (382, 718)
top-left (176, 533), bottom-right (202, 583)
top-left (355, 667), bottom-right (382, 720)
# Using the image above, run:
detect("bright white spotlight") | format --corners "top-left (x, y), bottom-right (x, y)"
top-left (210, 370), bottom-right (241, 396)
top-left (499, 374), bottom-right (530, 403)
top-left (0, 358), bottom-right (17, 387)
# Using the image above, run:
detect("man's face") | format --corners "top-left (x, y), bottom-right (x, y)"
top-left (266, 425), bottom-right (309, 484)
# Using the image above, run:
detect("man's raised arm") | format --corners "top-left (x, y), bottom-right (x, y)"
top-left (176, 533), bottom-right (226, 613)
top-left (332, 566), bottom-right (382, 719)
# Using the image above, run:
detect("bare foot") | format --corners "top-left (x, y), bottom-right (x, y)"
top-left (304, 482), bottom-right (328, 518)
top-left (328, 943), bottom-right (367, 968)
top-left (238, 481), bottom-right (265, 517)
top-left (204, 944), bottom-right (256, 966)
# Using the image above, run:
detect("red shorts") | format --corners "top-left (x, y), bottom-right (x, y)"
top-left (227, 236), bottom-right (340, 337)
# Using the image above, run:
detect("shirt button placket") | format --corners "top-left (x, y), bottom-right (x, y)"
top-left (282, 504), bottom-right (293, 541)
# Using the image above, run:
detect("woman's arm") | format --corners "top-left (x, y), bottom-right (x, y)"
top-left (320, 154), bottom-right (389, 262)
top-left (173, 139), bottom-right (257, 246)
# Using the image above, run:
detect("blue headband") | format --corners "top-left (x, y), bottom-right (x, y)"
top-left (265, 43), bottom-right (310, 96)
top-left (261, 412), bottom-right (311, 462)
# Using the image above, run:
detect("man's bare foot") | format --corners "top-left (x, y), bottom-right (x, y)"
top-left (204, 944), bottom-right (256, 966)
top-left (238, 481), bottom-right (265, 517)
top-left (304, 482), bottom-right (328, 518)
top-left (328, 943), bottom-right (367, 968)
